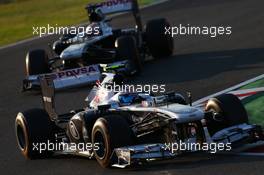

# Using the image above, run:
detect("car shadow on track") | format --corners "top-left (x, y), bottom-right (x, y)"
top-left (122, 153), bottom-right (264, 172)
top-left (20, 47), bottom-right (264, 112)
top-left (133, 48), bottom-right (264, 84)
top-left (21, 47), bottom-right (264, 97)
top-left (46, 152), bottom-right (264, 173)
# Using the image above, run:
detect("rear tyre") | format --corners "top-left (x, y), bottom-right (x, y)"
top-left (25, 49), bottom-right (50, 76)
top-left (145, 18), bottom-right (174, 58)
top-left (205, 94), bottom-right (249, 135)
top-left (92, 115), bottom-right (135, 168)
top-left (15, 108), bottom-right (56, 159)
top-left (116, 36), bottom-right (142, 75)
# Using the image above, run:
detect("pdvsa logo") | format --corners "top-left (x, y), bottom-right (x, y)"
top-left (100, 0), bottom-right (132, 7)
top-left (47, 66), bottom-right (98, 80)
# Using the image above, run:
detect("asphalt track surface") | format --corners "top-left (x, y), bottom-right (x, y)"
top-left (1, 0), bottom-right (264, 174)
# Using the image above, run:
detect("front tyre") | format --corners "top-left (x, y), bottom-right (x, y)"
top-left (205, 94), bottom-right (249, 135)
top-left (92, 115), bottom-right (135, 168)
top-left (25, 49), bottom-right (50, 76)
top-left (15, 108), bottom-right (56, 159)
top-left (116, 36), bottom-right (142, 75)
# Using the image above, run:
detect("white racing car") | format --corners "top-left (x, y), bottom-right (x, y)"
top-left (22, 0), bottom-right (174, 91)
top-left (15, 73), bottom-right (264, 168)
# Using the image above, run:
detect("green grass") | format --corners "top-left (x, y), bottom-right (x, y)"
top-left (242, 92), bottom-right (264, 126)
top-left (239, 78), bottom-right (264, 126)
top-left (240, 79), bottom-right (264, 90)
top-left (0, 0), bottom-right (155, 46)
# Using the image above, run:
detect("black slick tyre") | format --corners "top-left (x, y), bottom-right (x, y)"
top-left (145, 18), bottom-right (174, 58)
top-left (116, 36), bottom-right (142, 75)
top-left (25, 49), bottom-right (49, 76)
top-left (15, 108), bottom-right (56, 159)
top-left (91, 115), bottom-right (135, 168)
top-left (205, 94), bottom-right (249, 135)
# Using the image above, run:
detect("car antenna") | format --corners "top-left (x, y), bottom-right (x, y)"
top-left (187, 92), bottom-right (192, 106)
top-left (48, 43), bottom-right (55, 57)
top-left (166, 94), bottom-right (169, 108)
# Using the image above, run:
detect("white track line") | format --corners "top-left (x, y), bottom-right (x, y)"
top-left (194, 74), bottom-right (264, 155)
top-left (236, 153), bottom-right (264, 156)
top-left (193, 74), bottom-right (264, 106)
top-left (0, 0), bottom-right (169, 51)
top-left (230, 87), bottom-right (264, 95)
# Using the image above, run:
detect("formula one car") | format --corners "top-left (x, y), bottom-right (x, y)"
top-left (22, 0), bottom-right (174, 91)
top-left (15, 73), bottom-right (264, 168)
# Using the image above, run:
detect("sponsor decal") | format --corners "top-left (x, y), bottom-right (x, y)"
top-left (94, 0), bottom-right (133, 15)
top-left (47, 65), bottom-right (99, 80)
top-left (99, 0), bottom-right (132, 7)
top-left (43, 96), bottom-right (52, 103)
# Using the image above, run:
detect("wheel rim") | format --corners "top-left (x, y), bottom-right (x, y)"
top-left (16, 124), bottom-right (26, 150)
top-left (94, 130), bottom-right (106, 159)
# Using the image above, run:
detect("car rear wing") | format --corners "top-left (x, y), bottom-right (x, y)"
top-left (22, 61), bottom-right (131, 91)
top-left (87, 0), bottom-right (134, 15)
top-left (40, 76), bottom-right (81, 124)
top-left (38, 61), bottom-right (129, 121)
top-left (22, 64), bottom-right (102, 91)
top-left (39, 76), bottom-right (58, 121)
top-left (86, 0), bottom-right (143, 31)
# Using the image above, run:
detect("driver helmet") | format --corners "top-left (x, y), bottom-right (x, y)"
top-left (89, 9), bottom-right (105, 22)
top-left (119, 94), bottom-right (137, 105)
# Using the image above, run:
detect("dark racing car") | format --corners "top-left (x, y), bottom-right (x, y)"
top-left (23, 0), bottom-right (174, 91)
